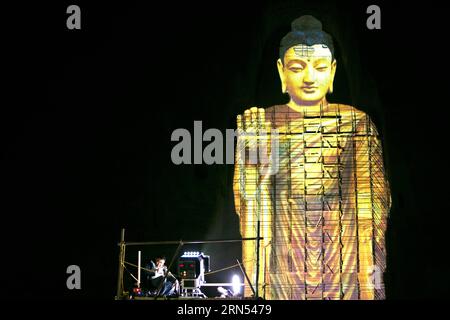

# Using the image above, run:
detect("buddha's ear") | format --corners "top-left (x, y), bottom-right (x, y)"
top-left (277, 58), bottom-right (287, 94)
top-left (329, 59), bottom-right (337, 94)
top-left (331, 59), bottom-right (337, 79)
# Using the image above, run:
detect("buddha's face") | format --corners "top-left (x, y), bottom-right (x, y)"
top-left (277, 44), bottom-right (336, 105)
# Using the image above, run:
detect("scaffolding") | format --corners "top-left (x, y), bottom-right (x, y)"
top-left (233, 103), bottom-right (391, 300)
top-left (115, 232), bottom-right (263, 300)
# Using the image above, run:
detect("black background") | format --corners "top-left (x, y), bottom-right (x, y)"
top-left (2, 0), bottom-right (449, 300)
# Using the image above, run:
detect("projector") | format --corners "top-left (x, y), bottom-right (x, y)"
top-left (178, 251), bottom-right (210, 290)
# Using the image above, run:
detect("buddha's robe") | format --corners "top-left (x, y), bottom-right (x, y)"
top-left (233, 103), bottom-right (391, 300)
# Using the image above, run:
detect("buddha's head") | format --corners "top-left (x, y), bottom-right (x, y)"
top-left (277, 15), bottom-right (336, 106)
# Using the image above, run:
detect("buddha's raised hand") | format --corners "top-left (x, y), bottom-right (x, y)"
top-left (236, 107), bottom-right (271, 165)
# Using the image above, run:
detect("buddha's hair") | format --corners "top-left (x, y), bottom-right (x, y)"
top-left (279, 15), bottom-right (334, 63)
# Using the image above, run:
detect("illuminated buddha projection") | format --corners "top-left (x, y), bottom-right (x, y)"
top-left (233, 15), bottom-right (391, 300)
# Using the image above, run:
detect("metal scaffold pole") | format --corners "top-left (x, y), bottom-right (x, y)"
top-left (256, 219), bottom-right (260, 299)
top-left (116, 228), bottom-right (125, 300)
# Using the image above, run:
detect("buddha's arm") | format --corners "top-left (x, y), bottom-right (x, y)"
top-left (355, 115), bottom-right (391, 298)
top-left (233, 129), bottom-right (259, 232)
top-left (356, 117), bottom-right (391, 233)
top-left (233, 110), bottom-right (273, 293)
top-left (366, 117), bottom-right (391, 256)
top-left (233, 110), bottom-right (273, 229)
top-left (232, 138), bottom-right (243, 218)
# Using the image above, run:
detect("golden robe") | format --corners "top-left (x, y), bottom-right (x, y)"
top-left (233, 103), bottom-right (391, 300)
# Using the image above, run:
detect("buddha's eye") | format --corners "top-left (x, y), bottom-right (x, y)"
top-left (289, 66), bottom-right (304, 73)
top-left (315, 65), bottom-right (328, 71)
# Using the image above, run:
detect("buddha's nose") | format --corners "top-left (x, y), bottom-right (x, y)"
top-left (303, 68), bottom-right (316, 84)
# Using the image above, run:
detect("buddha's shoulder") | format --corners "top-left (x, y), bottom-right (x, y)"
top-left (262, 104), bottom-right (368, 117)
top-left (327, 103), bottom-right (367, 117)
top-left (239, 104), bottom-right (369, 120)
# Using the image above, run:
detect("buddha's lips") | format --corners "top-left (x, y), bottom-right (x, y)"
top-left (301, 86), bottom-right (317, 92)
